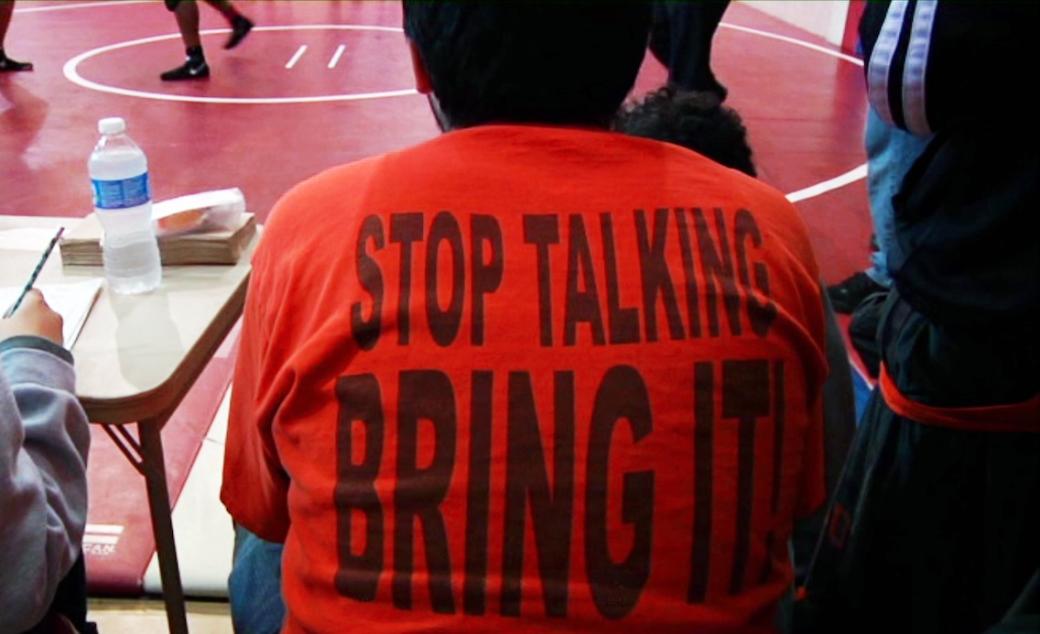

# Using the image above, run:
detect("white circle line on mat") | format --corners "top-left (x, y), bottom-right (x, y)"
top-left (63, 25), bottom-right (418, 105)
top-left (786, 164), bottom-right (868, 203)
top-left (720, 22), bottom-right (865, 67)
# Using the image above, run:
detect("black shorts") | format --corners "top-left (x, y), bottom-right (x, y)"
top-left (165, 0), bottom-right (185, 11)
top-left (801, 295), bottom-right (1040, 634)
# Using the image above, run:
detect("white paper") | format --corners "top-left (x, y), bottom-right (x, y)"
top-left (152, 188), bottom-right (244, 219)
top-left (0, 278), bottom-right (104, 349)
top-left (153, 188), bottom-right (246, 237)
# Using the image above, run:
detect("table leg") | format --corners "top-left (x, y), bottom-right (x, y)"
top-left (139, 420), bottom-right (189, 634)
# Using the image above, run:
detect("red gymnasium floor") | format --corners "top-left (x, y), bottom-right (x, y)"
top-left (0, 1), bottom-right (872, 594)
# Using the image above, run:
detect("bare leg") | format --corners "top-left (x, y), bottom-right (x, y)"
top-left (0, 0), bottom-right (13, 46)
top-left (0, 0), bottom-right (33, 71)
top-left (174, 0), bottom-right (201, 50)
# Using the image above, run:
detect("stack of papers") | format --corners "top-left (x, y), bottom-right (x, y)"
top-left (60, 213), bottom-right (256, 266)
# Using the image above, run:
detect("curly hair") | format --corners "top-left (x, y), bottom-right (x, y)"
top-left (615, 87), bottom-right (756, 177)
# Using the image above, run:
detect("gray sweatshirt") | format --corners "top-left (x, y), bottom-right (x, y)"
top-left (0, 336), bottom-right (89, 633)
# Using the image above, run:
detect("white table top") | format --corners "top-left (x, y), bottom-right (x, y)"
top-left (0, 215), bottom-right (255, 424)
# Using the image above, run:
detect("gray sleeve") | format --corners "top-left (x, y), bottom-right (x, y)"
top-left (0, 340), bottom-right (90, 633)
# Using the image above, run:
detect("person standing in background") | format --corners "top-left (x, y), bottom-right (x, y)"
top-left (802, 3), bottom-right (1040, 633)
top-left (161, 0), bottom-right (254, 81)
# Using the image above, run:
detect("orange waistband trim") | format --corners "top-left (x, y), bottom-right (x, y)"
top-left (878, 365), bottom-right (1040, 433)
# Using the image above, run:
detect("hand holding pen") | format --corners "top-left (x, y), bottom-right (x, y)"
top-left (0, 227), bottom-right (66, 346)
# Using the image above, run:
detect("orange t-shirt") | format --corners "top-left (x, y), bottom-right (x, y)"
top-left (222, 125), bottom-right (828, 633)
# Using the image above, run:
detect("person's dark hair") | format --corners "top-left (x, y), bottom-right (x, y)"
top-left (615, 86), bottom-right (757, 176)
top-left (403, 2), bottom-right (652, 129)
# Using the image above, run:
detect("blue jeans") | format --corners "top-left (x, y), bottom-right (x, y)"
top-left (229, 525), bottom-right (286, 634)
top-left (863, 106), bottom-right (931, 287)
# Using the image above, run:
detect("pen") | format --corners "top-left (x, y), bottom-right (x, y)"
top-left (2, 226), bottom-right (66, 319)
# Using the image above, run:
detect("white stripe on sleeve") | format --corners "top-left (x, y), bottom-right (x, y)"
top-left (902, 0), bottom-right (938, 136)
top-left (867, 1), bottom-right (911, 126)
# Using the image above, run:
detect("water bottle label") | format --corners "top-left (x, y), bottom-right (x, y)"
top-left (92, 173), bottom-right (151, 210)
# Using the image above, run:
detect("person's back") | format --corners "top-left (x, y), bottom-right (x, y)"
top-left (222, 5), bottom-right (828, 632)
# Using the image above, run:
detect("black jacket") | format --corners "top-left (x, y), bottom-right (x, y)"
top-left (861, 1), bottom-right (1039, 335)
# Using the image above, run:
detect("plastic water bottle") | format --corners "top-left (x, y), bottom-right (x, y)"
top-left (89, 117), bottom-right (162, 294)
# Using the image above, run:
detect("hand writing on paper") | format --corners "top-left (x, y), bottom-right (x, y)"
top-left (0, 289), bottom-right (64, 346)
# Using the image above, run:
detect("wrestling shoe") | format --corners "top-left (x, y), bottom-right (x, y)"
top-left (0, 54), bottom-right (33, 72)
top-left (225, 16), bottom-right (254, 50)
top-left (160, 59), bottom-right (210, 81)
